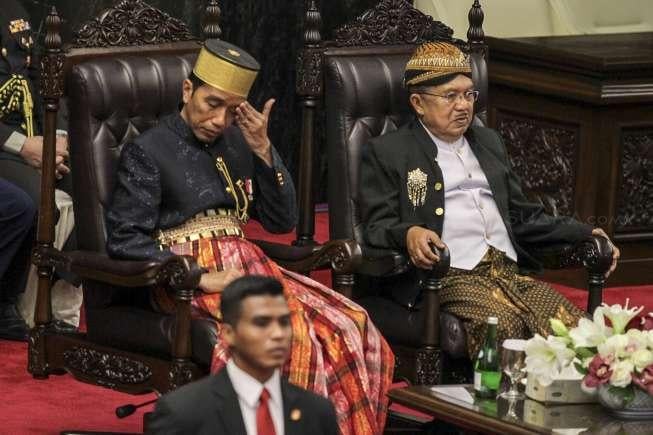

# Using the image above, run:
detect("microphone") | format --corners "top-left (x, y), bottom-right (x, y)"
top-left (115, 398), bottom-right (158, 419)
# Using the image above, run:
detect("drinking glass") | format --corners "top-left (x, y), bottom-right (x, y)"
top-left (499, 339), bottom-right (527, 400)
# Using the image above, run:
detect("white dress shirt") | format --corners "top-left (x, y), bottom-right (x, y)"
top-left (421, 122), bottom-right (518, 269)
top-left (226, 359), bottom-right (285, 435)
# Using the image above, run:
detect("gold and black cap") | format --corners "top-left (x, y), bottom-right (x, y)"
top-left (404, 41), bottom-right (472, 88)
top-left (193, 39), bottom-right (260, 98)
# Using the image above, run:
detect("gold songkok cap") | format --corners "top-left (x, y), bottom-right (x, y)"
top-left (193, 39), bottom-right (260, 98)
top-left (404, 41), bottom-right (472, 87)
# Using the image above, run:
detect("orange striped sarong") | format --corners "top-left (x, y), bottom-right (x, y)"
top-left (165, 236), bottom-right (394, 435)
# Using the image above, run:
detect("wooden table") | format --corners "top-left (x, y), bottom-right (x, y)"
top-left (486, 33), bottom-right (653, 288)
top-left (388, 384), bottom-right (640, 434)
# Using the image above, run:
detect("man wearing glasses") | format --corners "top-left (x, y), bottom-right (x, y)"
top-left (359, 41), bottom-right (620, 358)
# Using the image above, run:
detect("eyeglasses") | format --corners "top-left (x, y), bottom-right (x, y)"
top-left (419, 90), bottom-right (480, 105)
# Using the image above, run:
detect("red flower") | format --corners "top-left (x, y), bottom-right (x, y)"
top-left (583, 355), bottom-right (612, 388)
top-left (633, 365), bottom-right (653, 395)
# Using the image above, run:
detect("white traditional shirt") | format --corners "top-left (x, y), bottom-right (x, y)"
top-left (421, 122), bottom-right (518, 269)
top-left (226, 358), bottom-right (285, 435)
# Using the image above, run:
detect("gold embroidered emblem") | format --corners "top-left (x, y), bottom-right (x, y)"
top-left (9, 19), bottom-right (30, 35)
top-left (290, 409), bottom-right (301, 421)
top-left (215, 157), bottom-right (250, 222)
top-left (407, 168), bottom-right (428, 208)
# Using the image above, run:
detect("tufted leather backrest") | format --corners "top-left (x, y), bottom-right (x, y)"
top-left (325, 46), bottom-right (487, 243)
top-left (325, 49), bottom-right (413, 242)
top-left (67, 53), bottom-right (197, 255)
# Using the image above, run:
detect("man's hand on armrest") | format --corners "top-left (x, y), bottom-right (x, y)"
top-left (592, 228), bottom-right (620, 278)
top-left (406, 226), bottom-right (445, 270)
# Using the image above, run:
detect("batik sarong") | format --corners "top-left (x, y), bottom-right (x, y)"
top-left (440, 246), bottom-right (584, 358)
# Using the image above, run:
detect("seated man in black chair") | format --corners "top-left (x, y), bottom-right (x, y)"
top-left (106, 39), bottom-right (393, 435)
top-left (359, 41), bottom-right (620, 357)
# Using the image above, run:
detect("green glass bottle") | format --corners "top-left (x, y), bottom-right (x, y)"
top-left (474, 316), bottom-right (501, 399)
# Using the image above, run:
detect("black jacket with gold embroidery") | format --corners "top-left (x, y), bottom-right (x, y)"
top-left (106, 113), bottom-right (297, 262)
top-left (360, 120), bottom-right (592, 306)
top-left (0, 0), bottom-right (40, 145)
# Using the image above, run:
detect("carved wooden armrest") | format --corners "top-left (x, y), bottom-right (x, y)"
top-left (531, 235), bottom-right (614, 275)
top-left (357, 246), bottom-right (410, 277)
top-left (33, 246), bottom-right (203, 289)
top-left (251, 239), bottom-right (362, 274)
top-left (356, 244), bottom-right (451, 279)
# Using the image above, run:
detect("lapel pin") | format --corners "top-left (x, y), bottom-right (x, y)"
top-left (407, 167), bottom-right (428, 209)
top-left (290, 408), bottom-right (301, 421)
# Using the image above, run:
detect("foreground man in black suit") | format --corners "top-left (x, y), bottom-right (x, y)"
top-left (147, 275), bottom-right (338, 435)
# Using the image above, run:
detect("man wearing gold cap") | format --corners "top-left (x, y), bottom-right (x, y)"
top-left (106, 39), bottom-right (393, 435)
top-left (360, 41), bottom-right (620, 358)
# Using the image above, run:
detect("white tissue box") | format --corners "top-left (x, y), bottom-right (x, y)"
top-left (525, 373), bottom-right (597, 404)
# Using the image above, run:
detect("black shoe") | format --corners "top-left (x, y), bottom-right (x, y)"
top-left (0, 303), bottom-right (29, 341)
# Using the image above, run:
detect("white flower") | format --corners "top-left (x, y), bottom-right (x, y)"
top-left (598, 334), bottom-right (629, 360)
top-left (525, 334), bottom-right (575, 386)
top-left (631, 349), bottom-right (653, 371)
top-left (569, 307), bottom-right (611, 349)
top-left (601, 299), bottom-right (643, 335)
top-left (581, 356), bottom-right (594, 369)
top-left (550, 318), bottom-right (569, 337)
top-left (644, 330), bottom-right (653, 349)
top-left (626, 329), bottom-right (648, 353)
top-left (610, 360), bottom-right (634, 387)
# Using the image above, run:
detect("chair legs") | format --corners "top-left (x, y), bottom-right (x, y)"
top-left (415, 346), bottom-right (442, 385)
top-left (28, 324), bottom-right (50, 379)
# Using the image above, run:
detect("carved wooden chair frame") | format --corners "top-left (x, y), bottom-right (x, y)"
top-left (293, 0), bottom-right (614, 384)
top-left (29, 0), bottom-right (359, 396)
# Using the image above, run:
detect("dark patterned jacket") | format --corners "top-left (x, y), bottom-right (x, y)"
top-left (106, 113), bottom-right (297, 262)
top-left (360, 119), bottom-right (592, 307)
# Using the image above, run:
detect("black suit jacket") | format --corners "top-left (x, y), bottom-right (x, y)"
top-left (147, 368), bottom-right (339, 435)
top-left (359, 120), bottom-right (592, 307)
top-left (106, 113), bottom-right (297, 262)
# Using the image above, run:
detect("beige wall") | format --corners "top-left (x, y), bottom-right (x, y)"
top-left (414, 0), bottom-right (653, 39)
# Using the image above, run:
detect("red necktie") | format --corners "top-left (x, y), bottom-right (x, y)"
top-left (256, 387), bottom-right (276, 435)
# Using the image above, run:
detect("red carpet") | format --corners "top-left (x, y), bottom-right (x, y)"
top-left (1, 211), bottom-right (651, 434)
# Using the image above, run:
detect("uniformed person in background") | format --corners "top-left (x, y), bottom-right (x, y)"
top-left (0, 0), bottom-right (78, 340)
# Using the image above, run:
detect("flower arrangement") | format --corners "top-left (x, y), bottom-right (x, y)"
top-left (524, 300), bottom-right (653, 403)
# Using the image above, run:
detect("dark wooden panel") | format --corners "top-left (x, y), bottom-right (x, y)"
top-left (495, 111), bottom-right (579, 217)
top-left (617, 128), bottom-right (653, 233)
top-left (488, 33), bottom-right (653, 286)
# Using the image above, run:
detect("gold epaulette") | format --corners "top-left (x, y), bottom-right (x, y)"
top-left (0, 74), bottom-right (34, 136)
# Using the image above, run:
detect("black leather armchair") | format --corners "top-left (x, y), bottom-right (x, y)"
top-left (296, 0), bottom-right (614, 384)
top-left (29, 1), bottom-right (359, 397)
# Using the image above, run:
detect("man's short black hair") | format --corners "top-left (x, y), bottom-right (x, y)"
top-left (187, 71), bottom-right (207, 94)
top-left (220, 275), bottom-right (285, 326)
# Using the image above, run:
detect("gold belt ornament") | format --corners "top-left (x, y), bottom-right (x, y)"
top-left (0, 74), bottom-right (34, 136)
top-left (155, 209), bottom-right (244, 248)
